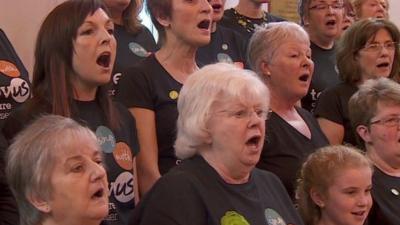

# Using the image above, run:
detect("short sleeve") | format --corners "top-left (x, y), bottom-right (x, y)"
top-left (314, 87), bottom-right (345, 125)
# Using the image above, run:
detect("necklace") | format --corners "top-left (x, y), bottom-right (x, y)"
top-left (232, 8), bottom-right (268, 34)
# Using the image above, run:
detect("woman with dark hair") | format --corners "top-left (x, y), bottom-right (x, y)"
top-left (2, 1), bottom-right (139, 224)
top-left (102, 0), bottom-right (157, 96)
top-left (116, 0), bottom-right (212, 196)
top-left (315, 18), bottom-right (400, 146)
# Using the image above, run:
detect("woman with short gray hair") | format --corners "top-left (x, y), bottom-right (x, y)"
top-left (6, 115), bottom-right (108, 225)
top-left (248, 21), bottom-right (329, 200)
top-left (130, 63), bottom-right (303, 225)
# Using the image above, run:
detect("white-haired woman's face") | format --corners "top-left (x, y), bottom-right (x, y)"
top-left (206, 99), bottom-right (267, 171)
top-left (45, 136), bottom-right (109, 223)
top-left (264, 39), bottom-right (314, 102)
top-left (317, 167), bottom-right (372, 225)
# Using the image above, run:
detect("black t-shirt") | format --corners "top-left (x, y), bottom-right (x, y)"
top-left (196, 25), bottom-right (248, 69)
top-left (257, 107), bottom-right (329, 200)
top-left (0, 29), bottom-right (31, 129)
top-left (110, 25), bottom-right (157, 97)
top-left (219, 8), bottom-right (285, 43)
top-left (314, 82), bottom-right (358, 146)
top-left (130, 155), bottom-right (304, 225)
top-left (301, 42), bottom-right (340, 113)
top-left (116, 54), bottom-right (181, 174)
top-left (2, 99), bottom-right (139, 225)
top-left (367, 167), bottom-right (400, 225)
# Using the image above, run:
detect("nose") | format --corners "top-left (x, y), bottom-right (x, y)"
top-left (357, 192), bottom-right (371, 207)
top-left (202, 0), bottom-right (212, 14)
top-left (247, 110), bottom-right (266, 128)
top-left (99, 28), bottom-right (113, 45)
top-left (90, 162), bottom-right (107, 182)
top-left (302, 55), bottom-right (313, 68)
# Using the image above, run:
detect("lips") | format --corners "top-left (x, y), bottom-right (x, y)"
top-left (325, 19), bottom-right (337, 27)
top-left (299, 74), bottom-right (310, 82)
top-left (245, 134), bottom-right (262, 149)
top-left (96, 52), bottom-right (111, 68)
top-left (197, 19), bottom-right (211, 30)
top-left (91, 187), bottom-right (105, 200)
top-left (376, 62), bottom-right (390, 68)
top-left (212, 3), bottom-right (222, 12)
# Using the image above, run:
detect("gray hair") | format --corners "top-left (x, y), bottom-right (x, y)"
top-left (6, 115), bottom-right (99, 225)
top-left (175, 63), bottom-right (269, 159)
top-left (248, 21), bottom-right (310, 76)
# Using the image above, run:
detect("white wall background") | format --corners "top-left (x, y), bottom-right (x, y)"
top-left (0, 0), bottom-right (399, 76)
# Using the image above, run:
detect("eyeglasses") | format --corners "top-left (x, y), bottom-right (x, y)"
top-left (369, 115), bottom-right (400, 127)
top-left (362, 42), bottom-right (398, 53)
top-left (309, 3), bottom-right (344, 11)
top-left (218, 108), bottom-right (269, 121)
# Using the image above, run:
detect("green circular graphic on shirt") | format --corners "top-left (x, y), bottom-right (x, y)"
top-left (265, 208), bottom-right (287, 225)
top-left (96, 126), bottom-right (116, 153)
top-left (220, 211), bottom-right (250, 225)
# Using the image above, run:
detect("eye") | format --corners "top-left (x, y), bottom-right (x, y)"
top-left (233, 110), bottom-right (247, 118)
top-left (107, 27), bottom-right (114, 35)
top-left (80, 29), bottom-right (93, 35)
top-left (71, 164), bottom-right (84, 173)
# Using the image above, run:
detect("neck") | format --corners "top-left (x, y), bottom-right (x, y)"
top-left (211, 21), bottom-right (217, 33)
top-left (367, 148), bottom-right (400, 177)
top-left (201, 151), bottom-right (251, 184)
top-left (72, 83), bottom-right (97, 101)
top-left (269, 86), bottom-right (298, 113)
top-left (108, 9), bottom-right (123, 25)
top-left (235, 0), bottom-right (265, 18)
top-left (308, 31), bottom-right (335, 49)
top-left (155, 38), bottom-right (198, 84)
top-left (40, 217), bottom-right (101, 225)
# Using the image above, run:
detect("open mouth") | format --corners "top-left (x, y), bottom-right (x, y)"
top-left (299, 74), bottom-right (310, 82)
top-left (212, 3), bottom-right (222, 11)
top-left (92, 187), bottom-right (105, 199)
top-left (246, 135), bottom-right (262, 147)
top-left (197, 19), bottom-right (211, 30)
top-left (326, 20), bottom-right (336, 26)
top-left (96, 52), bottom-right (111, 68)
top-left (377, 62), bottom-right (390, 68)
top-left (351, 210), bottom-right (366, 217)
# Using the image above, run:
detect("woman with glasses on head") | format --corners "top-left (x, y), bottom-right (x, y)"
top-left (248, 21), bottom-right (328, 200)
top-left (130, 63), bottom-right (303, 225)
top-left (314, 18), bottom-right (400, 146)
top-left (349, 78), bottom-right (400, 225)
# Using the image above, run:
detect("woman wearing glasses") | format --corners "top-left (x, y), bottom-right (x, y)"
top-left (314, 18), bottom-right (400, 146)
top-left (130, 63), bottom-right (303, 225)
top-left (248, 22), bottom-right (328, 200)
top-left (349, 78), bottom-right (400, 225)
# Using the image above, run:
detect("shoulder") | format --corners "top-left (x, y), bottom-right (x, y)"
top-left (266, 13), bottom-right (286, 22)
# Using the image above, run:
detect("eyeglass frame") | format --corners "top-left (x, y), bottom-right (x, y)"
top-left (369, 115), bottom-right (400, 128)
top-left (309, 3), bottom-right (344, 11)
top-left (361, 41), bottom-right (398, 53)
top-left (216, 108), bottom-right (270, 121)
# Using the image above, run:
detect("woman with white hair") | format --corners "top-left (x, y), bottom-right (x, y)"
top-left (248, 22), bottom-right (329, 200)
top-left (6, 115), bottom-right (109, 225)
top-left (130, 63), bottom-right (303, 225)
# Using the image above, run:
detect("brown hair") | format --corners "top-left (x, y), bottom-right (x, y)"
top-left (146, 0), bottom-right (172, 46)
top-left (32, 0), bottom-right (118, 129)
top-left (337, 18), bottom-right (400, 85)
top-left (351, 0), bottom-right (389, 19)
top-left (121, 0), bottom-right (144, 34)
top-left (296, 145), bottom-right (372, 225)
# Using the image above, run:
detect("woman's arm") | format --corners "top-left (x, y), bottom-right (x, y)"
top-left (317, 117), bottom-right (344, 145)
top-left (130, 108), bottom-right (161, 197)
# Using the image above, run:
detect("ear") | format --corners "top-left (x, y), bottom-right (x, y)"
top-left (155, 13), bottom-right (171, 28)
top-left (27, 194), bottom-right (51, 213)
top-left (310, 188), bottom-right (326, 208)
top-left (302, 14), bottom-right (310, 26)
top-left (356, 125), bottom-right (372, 144)
top-left (260, 61), bottom-right (271, 77)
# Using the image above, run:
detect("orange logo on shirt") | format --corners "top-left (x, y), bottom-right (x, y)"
top-left (113, 142), bottom-right (133, 170)
top-left (0, 60), bottom-right (20, 78)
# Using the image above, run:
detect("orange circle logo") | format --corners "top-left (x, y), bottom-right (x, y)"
top-left (0, 60), bottom-right (20, 78)
top-left (113, 142), bottom-right (133, 170)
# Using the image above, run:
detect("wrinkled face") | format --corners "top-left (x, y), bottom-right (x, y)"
top-left (48, 135), bottom-right (109, 224)
top-left (357, 28), bottom-right (395, 82)
top-left (264, 39), bottom-right (314, 101)
top-left (359, 0), bottom-right (388, 19)
top-left (320, 167), bottom-right (373, 225)
top-left (306, 0), bottom-right (344, 42)
top-left (206, 98), bottom-right (267, 172)
top-left (341, 2), bottom-right (355, 31)
top-left (163, 0), bottom-right (212, 47)
top-left (72, 8), bottom-right (116, 93)
top-left (102, 0), bottom-right (131, 13)
top-left (209, 0), bottom-right (226, 22)
top-left (365, 102), bottom-right (400, 169)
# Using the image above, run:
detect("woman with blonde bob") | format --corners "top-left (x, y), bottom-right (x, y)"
top-left (130, 63), bottom-right (303, 225)
top-left (6, 115), bottom-right (108, 225)
top-left (297, 145), bottom-right (373, 225)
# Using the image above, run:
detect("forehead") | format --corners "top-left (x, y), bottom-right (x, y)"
top-left (56, 134), bottom-right (100, 161)
top-left (374, 101), bottom-right (400, 116)
top-left (366, 28), bottom-right (393, 43)
top-left (310, 0), bottom-right (342, 4)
